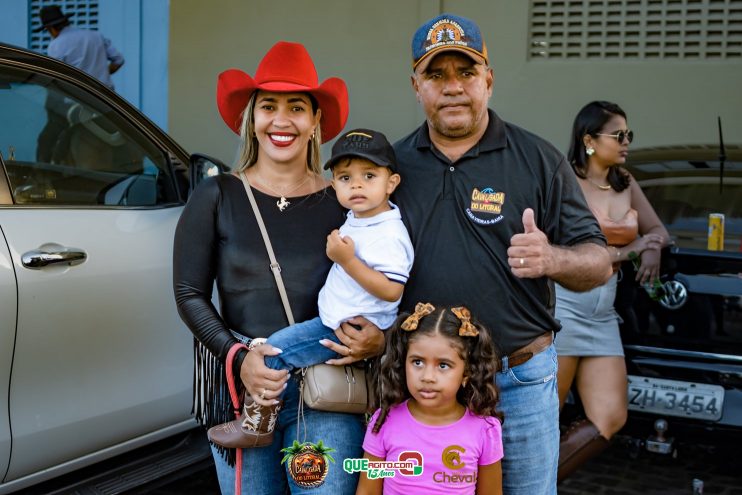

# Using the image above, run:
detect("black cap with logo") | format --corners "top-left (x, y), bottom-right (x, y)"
top-left (324, 128), bottom-right (397, 172)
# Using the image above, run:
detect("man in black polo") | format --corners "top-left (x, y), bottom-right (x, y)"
top-left (393, 13), bottom-right (612, 494)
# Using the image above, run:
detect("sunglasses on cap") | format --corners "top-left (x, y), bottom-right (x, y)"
top-left (595, 129), bottom-right (634, 144)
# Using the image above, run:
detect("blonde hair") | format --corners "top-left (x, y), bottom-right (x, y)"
top-left (234, 92), bottom-right (323, 175)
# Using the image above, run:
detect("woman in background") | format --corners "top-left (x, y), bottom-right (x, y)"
top-left (555, 101), bottom-right (669, 482)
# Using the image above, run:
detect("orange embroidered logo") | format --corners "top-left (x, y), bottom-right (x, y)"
top-left (442, 445), bottom-right (466, 470)
top-left (470, 188), bottom-right (505, 214)
top-left (466, 187), bottom-right (505, 226)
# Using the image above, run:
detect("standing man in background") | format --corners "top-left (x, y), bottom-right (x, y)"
top-left (36, 4), bottom-right (124, 89)
top-left (35, 4), bottom-right (125, 162)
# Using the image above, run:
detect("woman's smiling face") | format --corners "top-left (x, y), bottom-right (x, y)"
top-left (253, 91), bottom-right (319, 165)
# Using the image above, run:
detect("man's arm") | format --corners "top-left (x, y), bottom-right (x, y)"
top-left (508, 208), bottom-right (612, 291)
top-left (103, 36), bottom-right (124, 74)
top-left (542, 242), bottom-right (611, 291)
top-left (326, 229), bottom-right (403, 302)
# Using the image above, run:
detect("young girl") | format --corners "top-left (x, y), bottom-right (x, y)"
top-left (356, 303), bottom-right (503, 495)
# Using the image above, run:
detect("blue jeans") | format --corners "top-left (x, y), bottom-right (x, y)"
top-left (496, 343), bottom-right (559, 495)
top-left (264, 317), bottom-right (342, 372)
top-left (210, 373), bottom-right (365, 494)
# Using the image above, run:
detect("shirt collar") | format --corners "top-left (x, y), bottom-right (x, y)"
top-left (346, 201), bottom-right (401, 227)
top-left (413, 108), bottom-right (508, 157)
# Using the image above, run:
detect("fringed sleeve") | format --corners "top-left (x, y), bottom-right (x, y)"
top-left (173, 177), bottom-right (243, 466)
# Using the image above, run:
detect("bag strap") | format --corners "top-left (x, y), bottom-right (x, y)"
top-left (239, 172), bottom-right (295, 325)
top-left (239, 171), bottom-right (307, 442)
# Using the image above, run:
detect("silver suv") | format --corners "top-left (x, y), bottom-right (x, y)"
top-left (0, 43), bottom-right (220, 493)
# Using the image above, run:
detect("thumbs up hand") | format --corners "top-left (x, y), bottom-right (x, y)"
top-left (508, 208), bottom-right (554, 278)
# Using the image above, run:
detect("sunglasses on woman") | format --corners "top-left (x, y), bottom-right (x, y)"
top-left (596, 129), bottom-right (634, 144)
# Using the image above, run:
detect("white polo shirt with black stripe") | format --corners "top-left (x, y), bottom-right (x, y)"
top-left (318, 202), bottom-right (413, 330)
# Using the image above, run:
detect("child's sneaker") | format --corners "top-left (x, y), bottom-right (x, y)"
top-left (207, 396), bottom-right (282, 448)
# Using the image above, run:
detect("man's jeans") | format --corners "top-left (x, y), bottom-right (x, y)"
top-left (263, 317), bottom-right (342, 372)
top-left (496, 343), bottom-right (559, 495)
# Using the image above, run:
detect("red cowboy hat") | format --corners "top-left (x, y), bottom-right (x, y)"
top-left (217, 41), bottom-right (349, 143)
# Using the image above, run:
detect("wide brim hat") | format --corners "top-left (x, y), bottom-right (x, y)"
top-left (34, 5), bottom-right (73, 32)
top-left (216, 41), bottom-right (349, 143)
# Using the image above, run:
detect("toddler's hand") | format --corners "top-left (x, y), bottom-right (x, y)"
top-left (326, 229), bottom-right (356, 265)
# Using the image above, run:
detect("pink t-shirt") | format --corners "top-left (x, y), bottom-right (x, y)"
top-left (362, 401), bottom-right (503, 494)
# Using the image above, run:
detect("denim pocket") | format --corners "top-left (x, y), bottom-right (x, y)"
top-left (507, 346), bottom-right (557, 386)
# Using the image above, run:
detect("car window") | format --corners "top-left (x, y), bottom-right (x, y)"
top-left (0, 64), bottom-right (178, 206)
top-left (629, 160), bottom-right (742, 251)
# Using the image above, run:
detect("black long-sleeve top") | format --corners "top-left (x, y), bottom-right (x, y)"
top-left (173, 173), bottom-right (345, 367)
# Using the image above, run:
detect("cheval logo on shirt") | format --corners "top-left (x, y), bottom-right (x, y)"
top-left (466, 187), bottom-right (505, 226)
top-left (442, 445), bottom-right (466, 470)
top-left (434, 444), bottom-right (477, 485)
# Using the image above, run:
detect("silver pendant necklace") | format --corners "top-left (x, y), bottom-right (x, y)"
top-left (256, 172), bottom-right (312, 211)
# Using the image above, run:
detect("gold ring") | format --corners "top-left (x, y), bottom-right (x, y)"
top-left (348, 348), bottom-right (353, 356)
top-left (519, 258), bottom-right (525, 267)
top-left (260, 388), bottom-right (266, 400)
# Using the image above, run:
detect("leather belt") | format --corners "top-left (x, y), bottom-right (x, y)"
top-left (502, 331), bottom-right (554, 369)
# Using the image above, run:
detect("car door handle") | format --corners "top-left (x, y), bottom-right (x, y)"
top-left (22, 247), bottom-right (87, 269)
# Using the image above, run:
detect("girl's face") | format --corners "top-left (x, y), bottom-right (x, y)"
top-left (253, 91), bottom-right (319, 166)
top-left (405, 332), bottom-right (467, 412)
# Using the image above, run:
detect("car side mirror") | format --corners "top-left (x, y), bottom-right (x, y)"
top-left (189, 153), bottom-right (229, 194)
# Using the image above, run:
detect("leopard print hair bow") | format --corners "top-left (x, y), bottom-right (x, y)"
top-left (451, 306), bottom-right (479, 337)
top-left (401, 302), bottom-right (436, 331)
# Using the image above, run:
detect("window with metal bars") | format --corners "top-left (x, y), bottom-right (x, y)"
top-left (528, 0), bottom-right (742, 59)
top-left (28, 0), bottom-right (100, 53)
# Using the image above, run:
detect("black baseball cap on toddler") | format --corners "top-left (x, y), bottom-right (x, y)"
top-left (324, 128), bottom-right (398, 173)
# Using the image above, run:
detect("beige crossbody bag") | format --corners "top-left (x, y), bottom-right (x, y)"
top-left (239, 172), bottom-right (371, 414)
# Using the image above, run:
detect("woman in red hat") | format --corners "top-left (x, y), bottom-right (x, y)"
top-left (173, 41), bottom-right (384, 494)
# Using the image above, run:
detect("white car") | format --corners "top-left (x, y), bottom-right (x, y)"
top-left (0, 43), bottom-right (221, 493)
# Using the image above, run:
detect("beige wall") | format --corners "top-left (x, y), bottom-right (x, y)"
top-left (170, 1), bottom-right (742, 165)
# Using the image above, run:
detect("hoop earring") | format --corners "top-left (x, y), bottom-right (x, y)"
top-left (586, 147), bottom-right (595, 156)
